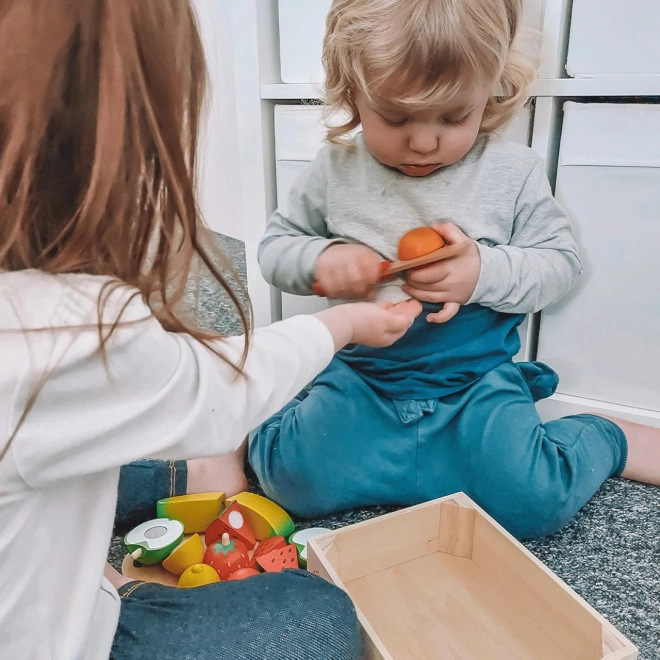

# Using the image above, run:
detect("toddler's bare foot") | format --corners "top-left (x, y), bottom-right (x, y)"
top-left (186, 441), bottom-right (248, 497)
top-left (597, 415), bottom-right (660, 486)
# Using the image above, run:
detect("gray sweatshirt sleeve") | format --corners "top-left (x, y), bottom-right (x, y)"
top-left (258, 148), bottom-right (343, 295)
top-left (468, 161), bottom-right (582, 313)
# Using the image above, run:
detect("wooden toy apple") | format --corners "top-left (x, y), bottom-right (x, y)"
top-left (288, 528), bottom-right (331, 568)
top-left (124, 518), bottom-right (184, 565)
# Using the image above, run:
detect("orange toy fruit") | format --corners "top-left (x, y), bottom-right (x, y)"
top-left (397, 227), bottom-right (445, 261)
top-left (227, 567), bottom-right (261, 581)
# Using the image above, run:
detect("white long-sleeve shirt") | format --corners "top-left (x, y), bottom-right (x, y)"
top-left (0, 270), bottom-right (334, 660)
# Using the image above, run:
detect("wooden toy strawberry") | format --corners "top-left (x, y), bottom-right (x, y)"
top-left (204, 533), bottom-right (250, 580)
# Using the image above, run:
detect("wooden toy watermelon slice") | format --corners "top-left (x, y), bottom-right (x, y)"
top-left (256, 544), bottom-right (299, 573)
top-left (249, 535), bottom-right (287, 569)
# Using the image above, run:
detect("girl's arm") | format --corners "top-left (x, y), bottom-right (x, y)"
top-left (8, 284), bottom-right (419, 487)
top-left (467, 160), bottom-right (583, 314)
top-left (258, 147), bottom-right (344, 295)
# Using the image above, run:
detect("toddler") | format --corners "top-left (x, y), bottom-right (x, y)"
top-left (251, 0), bottom-right (660, 538)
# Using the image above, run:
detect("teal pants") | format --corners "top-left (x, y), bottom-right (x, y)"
top-left (250, 359), bottom-right (627, 539)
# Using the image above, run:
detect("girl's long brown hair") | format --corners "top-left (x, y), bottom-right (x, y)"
top-left (0, 0), bottom-right (250, 351)
top-left (0, 0), bottom-right (251, 461)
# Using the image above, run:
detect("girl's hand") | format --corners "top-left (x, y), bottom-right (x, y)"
top-left (402, 223), bottom-right (481, 324)
top-left (315, 300), bottom-right (422, 350)
top-left (314, 244), bottom-right (383, 300)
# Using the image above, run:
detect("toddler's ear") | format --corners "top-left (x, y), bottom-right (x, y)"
top-left (350, 90), bottom-right (362, 115)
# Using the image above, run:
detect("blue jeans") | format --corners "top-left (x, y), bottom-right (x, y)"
top-left (112, 461), bottom-right (362, 659)
top-left (115, 459), bottom-right (188, 534)
top-left (250, 359), bottom-right (628, 539)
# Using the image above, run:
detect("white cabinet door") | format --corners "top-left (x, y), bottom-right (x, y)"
top-left (567, 0), bottom-right (660, 76)
top-left (278, 0), bottom-right (332, 84)
top-left (537, 103), bottom-right (660, 412)
top-left (278, 0), bottom-right (547, 84)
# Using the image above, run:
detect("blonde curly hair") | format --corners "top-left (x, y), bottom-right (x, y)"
top-left (322, 0), bottom-right (537, 142)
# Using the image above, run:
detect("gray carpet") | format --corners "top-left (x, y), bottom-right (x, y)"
top-left (110, 232), bottom-right (660, 660)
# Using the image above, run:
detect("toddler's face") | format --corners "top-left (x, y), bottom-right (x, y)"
top-left (355, 88), bottom-right (489, 177)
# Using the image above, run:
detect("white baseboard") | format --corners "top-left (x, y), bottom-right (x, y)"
top-left (537, 394), bottom-right (660, 429)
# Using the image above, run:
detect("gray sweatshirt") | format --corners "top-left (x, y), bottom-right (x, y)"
top-left (259, 132), bottom-right (582, 314)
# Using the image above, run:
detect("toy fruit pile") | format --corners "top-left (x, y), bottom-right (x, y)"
top-left (123, 491), bottom-right (330, 588)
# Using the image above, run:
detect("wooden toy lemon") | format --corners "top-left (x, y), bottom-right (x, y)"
top-left (397, 227), bottom-right (445, 261)
top-left (227, 492), bottom-right (295, 541)
top-left (124, 518), bottom-right (184, 565)
top-left (157, 492), bottom-right (226, 534)
top-left (162, 533), bottom-right (205, 576)
top-left (178, 563), bottom-right (221, 589)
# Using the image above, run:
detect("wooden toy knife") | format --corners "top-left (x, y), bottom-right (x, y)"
top-left (312, 242), bottom-right (464, 297)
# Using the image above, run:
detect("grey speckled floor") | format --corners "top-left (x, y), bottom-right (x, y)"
top-left (180, 231), bottom-right (249, 336)
top-left (110, 232), bottom-right (660, 660)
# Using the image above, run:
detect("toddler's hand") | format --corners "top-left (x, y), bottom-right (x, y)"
top-left (315, 300), bottom-right (422, 350)
top-left (314, 244), bottom-right (383, 300)
top-left (402, 223), bottom-right (481, 324)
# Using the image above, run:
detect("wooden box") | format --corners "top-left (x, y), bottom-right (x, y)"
top-left (307, 493), bottom-right (637, 660)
